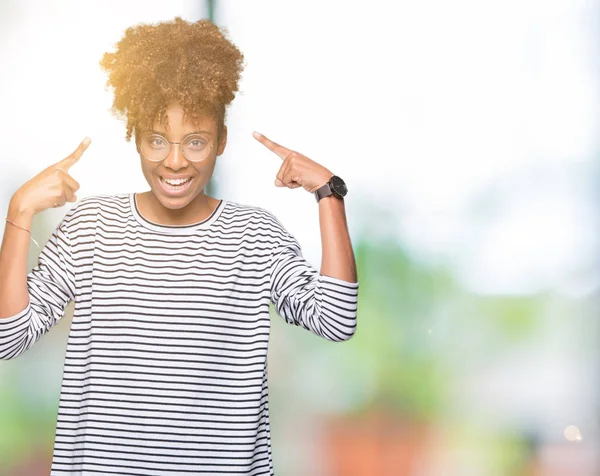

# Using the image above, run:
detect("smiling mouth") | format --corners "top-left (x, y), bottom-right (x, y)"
top-left (158, 176), bottom-right (194, 195)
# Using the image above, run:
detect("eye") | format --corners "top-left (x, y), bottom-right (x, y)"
top-left (184, 135), bottom-right (208, 149)
top-left (146, 135), bottom-right (168, 149)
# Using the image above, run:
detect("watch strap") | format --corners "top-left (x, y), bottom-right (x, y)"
top-left (314, 182), bottom-right (334, 202)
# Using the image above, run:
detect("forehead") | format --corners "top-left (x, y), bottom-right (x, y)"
top-left (151, 103), bottom-right (217, 134)
top-left (153, 115), bottom-right (216, 133)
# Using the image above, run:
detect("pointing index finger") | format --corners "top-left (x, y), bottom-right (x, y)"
top-left (252, 131), bottom-right (291, 160)
top-left (55, 137), bottom-right (91, 171)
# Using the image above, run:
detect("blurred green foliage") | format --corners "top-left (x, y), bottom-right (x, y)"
top-left (324, 235), bottom-right (547, 426)
top-left (346, 237), bottom-right (453, 420)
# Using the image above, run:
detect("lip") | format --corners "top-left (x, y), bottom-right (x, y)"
top-left (157, 176), bottom-right (194, 197)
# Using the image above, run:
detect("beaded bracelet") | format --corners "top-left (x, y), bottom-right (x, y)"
top-left (5, 218), bottom-right (40, 248)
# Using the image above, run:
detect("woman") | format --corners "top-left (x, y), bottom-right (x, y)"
top-left (0, 17), bottom-right (358, 475)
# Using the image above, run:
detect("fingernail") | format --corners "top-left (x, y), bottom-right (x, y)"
top-left (253, 131), bottom-right (262, 138)
top-left (83, 137), bottom-right (91, 145)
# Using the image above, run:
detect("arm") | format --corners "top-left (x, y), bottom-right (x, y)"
top-left (318, 195), bottom-right (357, 283)
top-left (0, 201), bottom-right (35, 319)
top-left (268, 210), bottom-right (358, 342)
top-left (0, 138), bottom-right (88, 359)
top-left (0, 202), bottom-right (79, 360)
top-left (253, 131), bottom-right (359, 342)
top-left (251, 132), bottom-right (357, 283)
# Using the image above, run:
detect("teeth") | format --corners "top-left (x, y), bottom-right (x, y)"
top-left (162, 177), bottom-right (190, 186)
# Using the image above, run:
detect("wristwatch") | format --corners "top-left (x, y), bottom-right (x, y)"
top-left (314, 175), bottom-right (348, 202)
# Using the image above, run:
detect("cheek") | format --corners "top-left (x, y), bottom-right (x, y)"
top-left (140, 158), bottom-right (158, 180)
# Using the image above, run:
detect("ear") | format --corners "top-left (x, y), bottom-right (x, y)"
top-left (216, 125), bottom-right (227, 156)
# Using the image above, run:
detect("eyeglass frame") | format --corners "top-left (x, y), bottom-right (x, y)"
top-left (139, 132), bottom-right (215, 163)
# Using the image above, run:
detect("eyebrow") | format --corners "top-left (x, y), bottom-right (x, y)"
top-left (151, 130), bottom-right (213, 136)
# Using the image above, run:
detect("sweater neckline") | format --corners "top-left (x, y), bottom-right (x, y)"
top-left (129, 193), bottom-right (226, 234)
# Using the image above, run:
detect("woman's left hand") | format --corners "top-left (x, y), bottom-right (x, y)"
top-left (253, 131), bottom-right (333, 193)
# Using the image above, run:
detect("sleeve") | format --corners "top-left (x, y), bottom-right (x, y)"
top-left (0, 214), bottom-right (76, 360)
top-left (268, 213), bottom-right (359, 342)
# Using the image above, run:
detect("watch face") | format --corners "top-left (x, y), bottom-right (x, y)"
top-left (330, 175), bottom-right (348, 197)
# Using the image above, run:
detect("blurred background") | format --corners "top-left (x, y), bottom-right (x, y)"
top-left (1, 0), bottom-right (599, 474)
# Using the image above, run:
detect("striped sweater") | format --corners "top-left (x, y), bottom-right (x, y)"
top-left (0, 193), bottom-right (358, 475)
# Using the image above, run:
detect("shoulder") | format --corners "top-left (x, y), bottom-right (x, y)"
top-left (223, 199), bottom-right (286, 231)
top-left (61, 193), bottom-right (130, 227)
top-left (223, 200), bottom-right (300, 251)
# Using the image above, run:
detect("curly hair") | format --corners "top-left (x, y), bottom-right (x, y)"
top-left (100, 17), bottom-right (245, 142)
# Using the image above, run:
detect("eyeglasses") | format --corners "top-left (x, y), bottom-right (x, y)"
top-left (140, 133), bottom-right (213, 163)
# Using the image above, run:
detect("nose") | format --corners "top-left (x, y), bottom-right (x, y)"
top-left (163, 142), bottom-right (187, 171)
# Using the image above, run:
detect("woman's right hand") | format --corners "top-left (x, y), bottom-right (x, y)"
top-left (10, 137), bottom-right (91, 217)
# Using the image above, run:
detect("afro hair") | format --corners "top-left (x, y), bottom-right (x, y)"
top-left (100, 17), bottom-right (245, 142)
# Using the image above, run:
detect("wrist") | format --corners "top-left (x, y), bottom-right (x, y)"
top-left (317, 172), bottom-right (334, 190)
top-left (314, 175), bottom-right (348, 203)
top-left (8, 197), bottom-right (35, 223)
